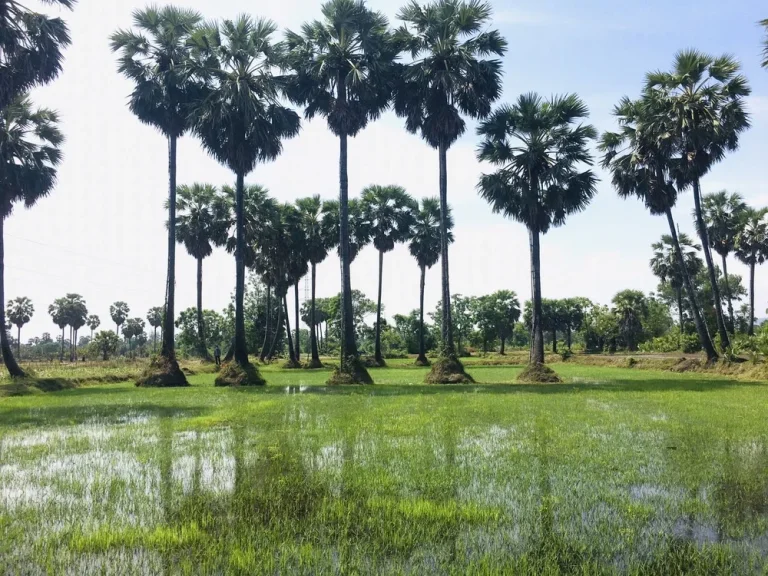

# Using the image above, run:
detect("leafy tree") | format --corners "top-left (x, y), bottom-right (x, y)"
top-left (86, 314), bottom-right (100, 339)
top-left (409, 197), bottom-right (452, 365)
top-left (644, 294), bottom-right (673, 339)
top-left (90, 330), bottom-right (120, 361)
top-left (583, 303), bottom-right (619, 353)
top-left (176, 308), bottom-right (226, 358)
top-left (735, 208), bottom-right (768, 336)
top-left (478, 93), bottom-right (597, 369)
top-left (110, 301), bottom-right (129, 336)
top-left (474, 291), bottom-right (520, 354)
top-left (393, 310), bottom-right (435, 355)
top-left (561, 298), bottom-right (589, 351)
top-left (646, 50), bottom-right (750, 351)
top-left (146, 307), bottom-right (163, 352)
top-left (6, 296), bottom-right (33, 359)
top-left (284, 0), bottom-right (398, 383)
top-left (122, 317), bottom-right (145, 356)
top-left (111, 6), bottom-right (203, 380)
top-left (395, 0), bottom-right (506, 381)
top-left (701, 191), bottom-right (747, 331)
top-left (173, 183), bottom-right (228, 359)
top-left (362, 185), bottom-right (417, 365)
top-left (612, 290), bottom-right (648, 351)
top-left (190, 16), bottom-right (300, 374)
top-left (0, 96), bottom-right (63, 376)
top-left (48, 297), bottom-right (69, 361)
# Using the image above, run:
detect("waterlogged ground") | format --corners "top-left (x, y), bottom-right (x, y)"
top-left (1, 362), bottom-right (767, 574)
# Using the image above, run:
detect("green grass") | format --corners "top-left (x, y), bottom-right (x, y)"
top-left (1, 360), bottom-right (767, 574)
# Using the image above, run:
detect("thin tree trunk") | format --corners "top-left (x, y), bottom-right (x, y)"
top-left (310, 264), bottom-right (320, 364)
top-left (530, 226), bottom-right (545, 364)
top-left (234, 170), bottom-right (249, 366)
top-left (294, 281), bottom-right (300, 361)
top-left (749, 261), bottom-right (756, 337)
top-left (721, 254), bottom-right (735, 333)
top-left (567, 326), bottom-right (572, 351)
top-left (0, 217), bottom-right (24, 377)
top-left (161, 134), bottom-right (178, 361)
top-left (60, 327), bottom-right (65, 362)
top-left (665, 207), bottom-right (717, 361)
top-left (374, 249), bottom-right (384, 364)
top-left (196, 256), bottom-right (210, 360)
top-left (552, 328), bottom-right (557, 354)
top-left (268, 296), bottom-right (283, 360)
top-left (500, 336), bottom-right (505, 355)
top-left (153, 327), bottom-right (157, 353)
top-left (259, 284), bottom-right (271, 362)
top-left (417, 264), bottom-right (427, 364)
top-left (693, 179), bottom-right (730, 350)
top-left (284, 295), bottom-right (296, 363)
top-left (438, 141), bottom-right (456, 358)
top-left (17, 325), bottom-right (20, 359)
top-left (676, 287), bottom-right (684, 350)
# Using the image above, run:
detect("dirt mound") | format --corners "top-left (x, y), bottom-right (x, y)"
top-left (424, 356), bottom-right (474, 384)
top-left (136, 356), bottom-right (189, 388)
top-left (668, 358), bottom-right (703, 373)
top-left (517, 363), bottom-right (562, 383)
top-left (327, 356), bottom-right (373, 385)
top-left (214, 362), bottom-right (265, 387)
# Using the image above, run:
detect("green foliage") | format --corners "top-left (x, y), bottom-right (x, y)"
top-left (176, 308), bottom-right (226, 358)
top-left (173, 184), bottom-right (228, 260)
top-left (146, 308), bottom-right (163, 330)
top-left (89, 330), bottom-right (120, 360)
top-left (86, 315), bottom-right (100, 333)
top-left (320, 198), bottom-right (372, 263)
top-left (392, 310), bottom-right (436, 355)
top-left (7, 297), bottom-right (33, 329)
top-left (473, 291), bottom-right (521, 353)
top-left (109, 301), bottom-right (129, 333)
top-left (362, 185), bottom-right (417, 254)
top-left (409, 197), bottom-right (452, 270)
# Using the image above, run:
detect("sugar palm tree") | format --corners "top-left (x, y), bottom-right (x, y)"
top-left (7, 296), bottom-right (33, 359)
top-left (296, 195), bottom-right (337, 367)
top-left (65, 293), bottom-right (87, 362)
top-left (49, 297), bottom-right (68, 362)
top-left (600, 94), bottom-right (718, 361)
top-left (612, 290), bottom-right (647, 352)
top-left (190, 16), bottom-right (300, 380)
top-left (409, 198), bottom-right (453, 365)
top-left (282, 203), bottom-right (308, 365)
top-left (86, 314), bottom-right (100, 340)
top-left (321, 198), bottom-right (372, 263)
top-left (477, 93), bottom-right (597, 378)
top-left (0, 96), bottom-right (63, 377)
top-left (284, 0), bottom-right (399, 384)
top-left (110, 301), bottom-right (129, 336)
top-left (646, 50), bottom-right (750, 351)
top-left (111, 6), bottom-right (203, 385)
top-left (761, 19), bottom-right (768, 68)
top-left (1, 0), bottom-right (75, 110)
top-left (701, 190), bottom-right (747, 331)
top-left (146, 307), bottom-right (163, 352)
top-left (395, 0), bottom-right (506, 383)
top-left (735, 208), bottom-right (768, 336)
top-left (361, 185), bottom-right (417, 365)
top-left (650, 233), bottom-right (703, 348)
top-left (173, 183), bottom-right (228, 360)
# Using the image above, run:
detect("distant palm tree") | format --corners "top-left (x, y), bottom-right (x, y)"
top-left (7, 297), bottom-right (33, 359)
top-left (735, 209), bottom-right (768, 336)
top-left (478, 93), bottom-right (597, 375)
top-left (190, 16), bottom-right (300, 377)
top-left (87, 315), bottom-right (100, 340)
top-left (146, 308), bottom-right (163, 352)
top-left (296, 196), bottom-right (337, 367)
top-left (66, 294), bottom-right (87, 362)
top-left (49, 298), bottom-right (69, 362)
top-left (701, 191), bottom-right (747, 331)
top-left (321, 199), bottom-right (372, 263)
top-left (409, 198), bottom-right (453, 365)
top-left (646, 50), bottom-right (751, 351)
top-left (0, 96), bottom-right (63, 377)
top-left (283, 205), bottom-right (308, 364)
top-left (110, 301), bottom-right (130, 336)
top-left (173, 183), bottom-right (228, 360)
top-left (284, 0), bottom-right (399, 384)
top-left (395, 0), bottom-right (506, 383)
top-left (612, 290), bottom-right (648, 352)
top-left (650, 234), bottom-right (703, 348)
top-left (361, 185), bottom-right (417, 365)
top-left (761, 19), bottom-right (768, 68)
top-left (111, 6), bottom-right (203, 384)
top-left (600, 95), bottom-right (718, 361)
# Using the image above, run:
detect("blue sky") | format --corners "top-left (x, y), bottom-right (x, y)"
top-left (12, 0), bottom-right (768, 339)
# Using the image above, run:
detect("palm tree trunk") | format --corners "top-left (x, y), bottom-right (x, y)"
top-left (530, 226), bottom-right (545, 364)
top-left (17, 325), bottom-right (20, 359)
top-left (196, 256), bottom-right (210, 360)
top-left (552, 328), bottom-right (557, 354)
top-left (259, 284), bottom-right (271, 362)
top-left (161, 134), bottom-right (178, 361)
top-left (284, 295), bottom-right (297, 364)
top-left (438, 141), bottom-right (456, 358)
top-left (60, 327), bottom-right (64, 362)
top-left (310, 264), bottom-right (320, 364)
top-left (500, 335), bottom-right (506, 355)
top-left (69, 326), bottom-right (74, 362)
top-left (692, 179), bottom-right (730, 350)
top-left (374, 249), bottom-right (384, 364)
top-left (233, 170), bottom-right (248, 366)
top-left (676, 286), bottom-right (684, 350)
top-left (665, 207), bottom-right (717, 361)
top-left (153, 327), bottom-right (157, 353)
top-left (749, 261), bottom-right (756, 337)
top-left (294, 281), bottom-right (300, 361)
top-left (338, 129), bottom-right (359, 371)
top-left (268, 296), bottom-right (283, 360)
top-left (721, 254), bottom-right (735, 333)
top-left (567, 326), bottom-right (572, 350)
top-left (0, 217), bottom-right (24, 377)
top-left (417, 264), bottom-right (427, 364)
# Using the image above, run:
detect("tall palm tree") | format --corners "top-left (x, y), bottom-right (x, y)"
top-left (0, 96), bottom-right (63, 377)
top-left (65, 293), bottom-right (87, 362)
top-left (321, 198), bottom-right (372, 263)
top-left (650, 233), bottom-right (703, 348)
top-left (701, 190), bottom-right (747, 331)
top-left (477, 93), bottom-right (597, 378)
top-left (646, 50), bottom-right (750, 351)
top-left (49, 297), bottom-right (68, 362)
top-left (409, 198), bottom-right (453, 365)
top-left (146, 307), bottom-right (163, 352)
top-left (190, 16), bottom-right (300, 380)
top-left (173, 183), bottom-right (228, 360)
top-left (282, 203), bottom-right (308, 365)
top-left (296, 195), bottom-right (337, 367)
top-left (86, 314), bottom-right (100, 340)
top-left (284, 0), bottom-right (399, 384)
top-left (110, 301), bottom-right (129, 336)
top-left (111, 6), bottom-right (203, 385)
top-left (600, 95), bottom-right (719, 361)
top-left (395, 0), bottom-right (506, 383)
top-left (0, 0), bottom-right (75, 110)
top-left (7, 296), bottom-right (33, 359)
top-left (361, 185), bottom-right (416, 365)
top-left (735, 208), bottom-right (768, 336)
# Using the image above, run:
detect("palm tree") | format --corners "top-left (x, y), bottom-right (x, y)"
top-left (361, 185), bottom-right (416, 365)
top-left (612, 290), bottom-right (648, 352)
top-left (650, 234), bottom-right (703, 348)
top-left (49, 298), bottom-right (68, 362)
top-left (321, 198), bottom-right (372, 263)
top-left (7, 297), bottom-right (33, 359)
top-left (111, 6), bottom-right (203, 385)
top-left (0, 96), bottom-right (63, 377)
top-left (190, 16), bottom-right (300, 381)
top-left (735, 208), bottom-right (768, 336)
top-left (296, 195), bottom-right (337, 367)
top-left (761, 19), bottom-right (768, 68)
top-left (600, 95), bottom-right (719, 361)
top-left (0, 0), bottom-right (75, 110)
top-left (701, 191), bottom-right (747, 332)
top-left (646, 50), bottom-right (750, 351)
top-left (123, 317), bottom-right (146, 358)
top-left (110, 301), bottom-right (130, 336)
top-left (395, 0), bottom-right (506, 383)
top-left (66, 294), bottom-right (87, 362)
top-left (284, 0), bottom-right (399, 384)
top-left (409, 198), bottom-right (452, 365)
top-left (146, 307), bottom-right (163, 352)
top-left (87, 315), bottom-right (100, 340)
top-left (173, 183), bottom-right (228, 360)
top-left (477, 93), bottom-right (597, 379)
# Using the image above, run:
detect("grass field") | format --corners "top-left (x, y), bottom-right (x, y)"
top-left (1, 360), bottom-right (767, 574)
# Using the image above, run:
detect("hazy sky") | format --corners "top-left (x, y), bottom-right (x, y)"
top-left (12, 0), bottom-right (768, 340)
